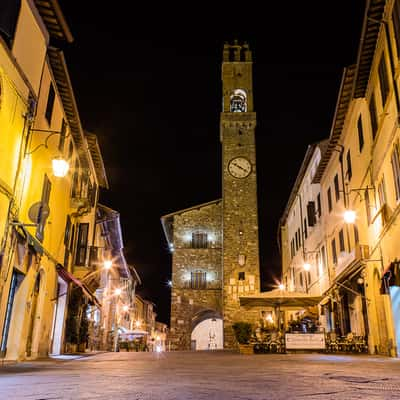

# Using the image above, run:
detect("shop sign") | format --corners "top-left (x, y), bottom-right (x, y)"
top-left (285, 333), bottom-right (325, 349)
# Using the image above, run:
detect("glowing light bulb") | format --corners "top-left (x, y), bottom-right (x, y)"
top-left (303, 263), bottom-right (311, 271)
top-left (278, 283), bottom-right (285, 290)
top-left (103, 260), bottom-right (112, 270)
top-left (52, 157), bottom-right (69, 177)
top-left (122, 305), bottom-right (129, 312)
top-left (114, 288), bottom-right (122, 296)
top-left (344, 210), bottom-right (356, 224)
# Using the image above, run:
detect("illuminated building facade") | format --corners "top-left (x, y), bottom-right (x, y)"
top-left (161, 42), bottom-right (261, 350)
top-left (280, 0), bottom-right (400, 357)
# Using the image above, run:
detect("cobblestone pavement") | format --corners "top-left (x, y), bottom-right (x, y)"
top-left (1, 351), bottom-right (400, 400)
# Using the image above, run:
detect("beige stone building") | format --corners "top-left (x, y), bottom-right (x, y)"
top-left (280, 0), bottom-right (400, 357)
top-left (161, 42), bottom-right (263, 350)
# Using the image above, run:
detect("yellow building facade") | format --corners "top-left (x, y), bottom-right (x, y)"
top-left (0, 0), bottom-right (107, 360)
top-left (280, 0), bottom-right (400, 357)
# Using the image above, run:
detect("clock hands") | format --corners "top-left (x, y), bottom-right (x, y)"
top-left (232, 162), bottom-right (250, 172)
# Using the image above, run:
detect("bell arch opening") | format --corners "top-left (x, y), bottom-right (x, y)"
top-left (230, 89), bottom-right (247, 112)
top-left (190, 309), bottom-right (223, 350)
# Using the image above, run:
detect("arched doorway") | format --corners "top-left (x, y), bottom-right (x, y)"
top-left (190, 309), bottom-right (223, 351)
top-left (51, 277), bottom-right (68, 355)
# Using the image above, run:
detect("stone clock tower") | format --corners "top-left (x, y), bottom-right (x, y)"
top-left (161, 41), bottom-right (262, 351)
top-left (221, 41), bottom-right (260, 348)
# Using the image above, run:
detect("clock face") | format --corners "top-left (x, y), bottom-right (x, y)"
top-left (228, 157), bottom-right (252, 178)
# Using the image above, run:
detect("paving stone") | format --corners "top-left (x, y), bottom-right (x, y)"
top-left (0, 351), bottom-right (400, 399)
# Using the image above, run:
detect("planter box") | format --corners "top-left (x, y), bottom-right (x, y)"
top-left (239, 344), bottom-right (254, 355)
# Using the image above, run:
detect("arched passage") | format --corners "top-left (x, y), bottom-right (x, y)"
top-left (190, 309), bottom-right (223, 350)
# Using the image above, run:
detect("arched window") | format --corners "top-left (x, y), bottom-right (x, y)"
top-left (230, 89), bottom-right (247, 112)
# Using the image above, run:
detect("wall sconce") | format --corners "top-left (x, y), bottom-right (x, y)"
top-left (27, 128), bottom-right (70, 178)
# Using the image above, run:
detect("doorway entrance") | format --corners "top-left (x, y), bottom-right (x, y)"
top-left (51, 277), bottom-right (68, 355)
top-left (26, 272), bottom-right (42, 357)
top-left (191, 317), bottom-right (223, 350)
top-left (390, 286), bottom-right (400, 357)
top-left (0, 270), bottom-right (24, 357)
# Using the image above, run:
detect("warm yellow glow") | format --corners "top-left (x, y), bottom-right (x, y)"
top-left (52, 157), bottom-right (69, 177)
top-left (303, 263), bottom-right (311, 271)
top-left (122, 305), bottom-right (129, 312)
top-left (344, 210), bottom-right (356, 224)
top-left (156, 335), bottom-right (160, 341)
top-left (114, 288), bottom-right (122, 296)
top-left (266, 314), bottom-right (273, 323)
top-left (103, 260), bottom-right (112, 270)
top-left (278, 283), bottom-right (285, 290)
top-left (135, 320), bottom-right (141, 328)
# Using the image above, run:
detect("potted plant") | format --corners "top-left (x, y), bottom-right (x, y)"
top-left (232, 322), bottom-right (254, 354)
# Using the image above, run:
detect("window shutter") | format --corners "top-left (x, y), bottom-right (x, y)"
top-left (391, 146), bottom-right (400, 201)
top-left (36, 174), bottom-right (51, 242)
top-left (75, 223), bottom-right (89, 266)
top-left (307, 201), bottom-right (316, 227)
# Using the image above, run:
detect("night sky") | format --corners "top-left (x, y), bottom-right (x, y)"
top-left (57, 2), bottom-right (365, 324)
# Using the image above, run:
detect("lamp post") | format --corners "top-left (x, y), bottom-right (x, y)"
top-left (27, 129), bottom-right (70, 178)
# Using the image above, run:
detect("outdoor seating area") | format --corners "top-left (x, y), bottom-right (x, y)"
top-left (325, 332), bottom-right (368, 353)
top-left (253, 332), bottom-right (285, 353)
top-left (252, 331), bottom-right (368, 354)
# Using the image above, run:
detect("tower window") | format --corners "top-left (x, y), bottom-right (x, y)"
top-left (238, 271), bottom-right (245, 281)
top-left (190, 271), bottom-right (207, 289)
top-left (192, 232), bottom-right (208, 248)
top-left (230, 89), bottom-right (247, 112)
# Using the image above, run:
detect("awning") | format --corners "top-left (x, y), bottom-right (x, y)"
top-left (240, 289), bottom-right (322, 309)
top-left (56, 264), bottom-right (101, 308)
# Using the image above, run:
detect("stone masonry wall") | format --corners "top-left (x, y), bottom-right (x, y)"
top-left (169, 201), bottom-right (222, 350)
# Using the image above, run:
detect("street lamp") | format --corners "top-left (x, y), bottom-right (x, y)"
top-left (122, 305), bottom-right (129, 312)
top-left (114, 288), bottom-right (122, 296)
top-left (27, 129), bottom-right (70, 178)
top-left (52, 156), bottom-right (69, 177)
top-left (278, 283), bottom-right (285, 291)
top-left (344, 210), bottom-right (356, 224)
top-left (80, 260), bottom-right (113, 283)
